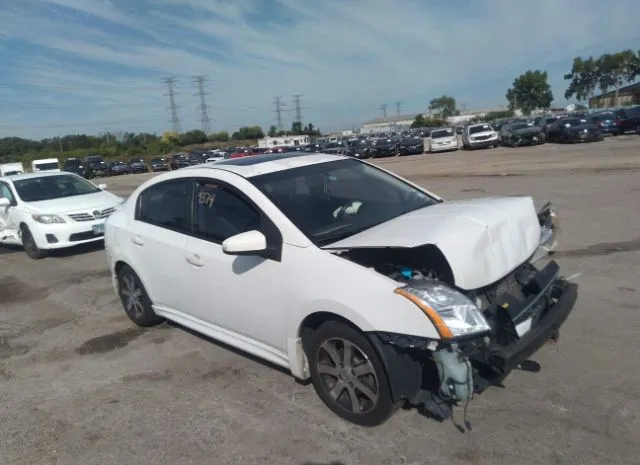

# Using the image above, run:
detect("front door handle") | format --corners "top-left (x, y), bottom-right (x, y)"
top-left (131, 235), bottom-right (144, 246)
top-left (186, 254), bottom-right (204, 267)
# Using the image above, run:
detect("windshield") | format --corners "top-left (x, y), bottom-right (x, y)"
top-left (152, 158), bottom-right (164, 163)
top-left (13, 174), bottom-right (101, 202)
top-left (34, 162), bottom-right (59, 171)
top-left (65, 159), bottom-right (81, 167)
top-left (402, 137), bottom-right (422, 143)
top-left (431, 129), bottom-right (454, 138)
top-left (510, 123), bottom-right (529, 130)
top-left (469, 125), bottom-right (492, 134)
top-left (250, 158), bottom-right (438, 247)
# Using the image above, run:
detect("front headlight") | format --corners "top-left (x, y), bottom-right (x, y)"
top-left (395, 282), bottom-right (491, 339)
top-left (32, 214), bottom-right (65, 224)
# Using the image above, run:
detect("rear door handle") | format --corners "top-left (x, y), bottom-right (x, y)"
top-left (186, 254), bottom-right (204, 267)
top-left (131, 235), bottom-right (144, 246)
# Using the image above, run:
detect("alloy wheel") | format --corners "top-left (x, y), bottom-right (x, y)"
top-left (121, 273), bottom-right (145, 318)
top-left (315, 338), bottom-right (379, 414)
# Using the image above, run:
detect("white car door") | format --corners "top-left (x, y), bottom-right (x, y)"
top-left (127, 178), bottom-right (191, 311)
top-left (182, 178), bottom-right (288, 354)
top-left (0, 181), bottom-right (21, 244)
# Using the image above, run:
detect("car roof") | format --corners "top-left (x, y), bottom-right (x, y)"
top-left (185, 152), bottom-right (350, 178)
top-left (1, 171), bottom-right (73, 182)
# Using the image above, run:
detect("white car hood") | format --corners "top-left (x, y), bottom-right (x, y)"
top-left (24, 191), bottom-right (124, 214)
top-left (324, 196), bottom-right (542, 290)
top-left (469, 131), bottom-right (496, 138)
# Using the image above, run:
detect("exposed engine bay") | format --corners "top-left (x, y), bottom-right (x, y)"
top-left (328, 203), bottom-right (575, 428)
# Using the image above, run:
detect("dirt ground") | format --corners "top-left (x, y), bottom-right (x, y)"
top-left (2, 136), bottom-right (640, 465)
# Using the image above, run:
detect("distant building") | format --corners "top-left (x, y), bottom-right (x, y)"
top-left (257, 135), bottom-right (310, 148)
top-left (589, 82), bottom-right (640, 108)
top-left (360, 114), bottom-right (419, 134)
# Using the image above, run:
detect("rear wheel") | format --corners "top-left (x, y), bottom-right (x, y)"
top-left (21, 226), bottom-right (47, 260)
top-left (117, 264), bottom-right (163, 327)
top-left (307, 321), bottom-right (398, 426)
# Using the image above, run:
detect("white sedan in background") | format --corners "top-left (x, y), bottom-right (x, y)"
top-left (0, 172), bottom-right (124, 259)
top-left (427, 127), bottom-right (459, 152)
top-left (104, 153), bottom-right (577, 426)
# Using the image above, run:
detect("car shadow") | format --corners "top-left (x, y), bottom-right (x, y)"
top-left (0, 244), bottom-right (22, 255)
top-left (164, 319), bottom-right (294, 379)
top-left (47, 240), bottom-right (105, 258)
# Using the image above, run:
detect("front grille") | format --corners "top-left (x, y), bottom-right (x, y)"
top-left (69, 231), bottom-right (103, 241)
top-left (67, 207), bottom-right (115, 222)
top-left (473, 135), bottom-right (491, 141)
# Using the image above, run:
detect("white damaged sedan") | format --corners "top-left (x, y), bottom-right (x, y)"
top-left (104, 153), bottom-right (577, 426)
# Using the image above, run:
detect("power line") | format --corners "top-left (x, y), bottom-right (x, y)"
top-left (193, 75), bottom-right (212, 134)
top-left (273, 96), bottom-right (286, 131)
top-left (395, 101), bottom-right (402, 117)
top-left (292, 94), bottom-right (303, 123)
top-left (162, 76), bottom-right (181, 134)
top-left (379, 104), bottom-right (388, 118)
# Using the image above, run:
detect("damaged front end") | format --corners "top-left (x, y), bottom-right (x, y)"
top-left (366, 202), bottom-right (577, 426)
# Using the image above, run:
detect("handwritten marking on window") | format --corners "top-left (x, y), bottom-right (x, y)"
top-left (198, 191), bottom-right (216, 207)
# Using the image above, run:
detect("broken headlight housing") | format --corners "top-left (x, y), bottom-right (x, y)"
top-left (395, 282), bottom-right (491, 340)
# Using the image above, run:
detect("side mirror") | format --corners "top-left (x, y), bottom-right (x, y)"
top-left (98, 183), bottom-right (107, 190)
top-left (222, 230), bottom-right (267, 256)
top-left (0, 197), bottom-right (10, 207)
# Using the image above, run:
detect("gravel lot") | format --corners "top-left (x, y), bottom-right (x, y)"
top-left (2, 137), bottom-right (640, 465)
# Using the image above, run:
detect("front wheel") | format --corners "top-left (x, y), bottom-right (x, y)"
top-left (307, 321), bottom-right (398, 426)
top-left (117, 264), bottom-right (163, 327)
top-left (21, 226), bottom-right (47, 260)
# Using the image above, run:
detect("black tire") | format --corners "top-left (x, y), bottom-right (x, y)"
top-left (307, 321), bottom-right (398, 426)
top-left (21, 226), bottom-right (47, 260)
top-left (117, 264), bottom-right (163, 327)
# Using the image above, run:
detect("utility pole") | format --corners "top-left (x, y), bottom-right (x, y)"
top-left (273, 96), bottom-right (286, 132)
top-left (58, 133), bottom-right (62, 153)
top-left (193, 75), bottom-right (212, 134)
top-left (395, 101), bottom-right (402, 117)
top-left (292, 94), bottom-right (303, 124)
top-left (105, 129), bottom-right (110, 145)
top-left (162, 76), bottom-right (182, 134)
top-left (379, 104), bottom-right (388, 118)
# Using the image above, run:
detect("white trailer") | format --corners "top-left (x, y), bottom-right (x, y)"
top-left (0, 162), bottom-right (24, 176)
top-left (31, 158), bottom-right (61, 172)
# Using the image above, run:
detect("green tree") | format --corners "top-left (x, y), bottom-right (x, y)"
top-left (597, 50), bottom-right (640, 106)
top-left (231, 125), bottom-right (264, 140)
top-left (291, 121), bottom-right (303, 134)
top-left (268, 125), bottom-right (277, 137)
top-left (506, 70), bottom-right (554, 115)
top-left (428, 96), bottom-right (459, 118)
top-left (564, 56), bottom-right (599, 103)
top-left (208, 131), bottom-right (230, 142)
top-left (411, 114), bottom-right (426, 128)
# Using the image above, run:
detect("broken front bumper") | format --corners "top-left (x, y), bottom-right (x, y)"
top-left (476, 269), bottom-right (578, 376)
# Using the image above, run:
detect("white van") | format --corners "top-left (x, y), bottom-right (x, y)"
top-left (31, 158), bottom-right (61, 172)
top-left (0, 162), bottom-right (24, 176)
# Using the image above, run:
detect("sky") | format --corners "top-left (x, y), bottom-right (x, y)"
top-left (0, 0), bottom-right (638, 140)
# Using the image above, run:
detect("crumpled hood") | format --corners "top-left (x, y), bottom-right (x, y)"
top-left (24, 191), bottom-right (124, 215)
top-left (323, 196), bottom-right (542, 290)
